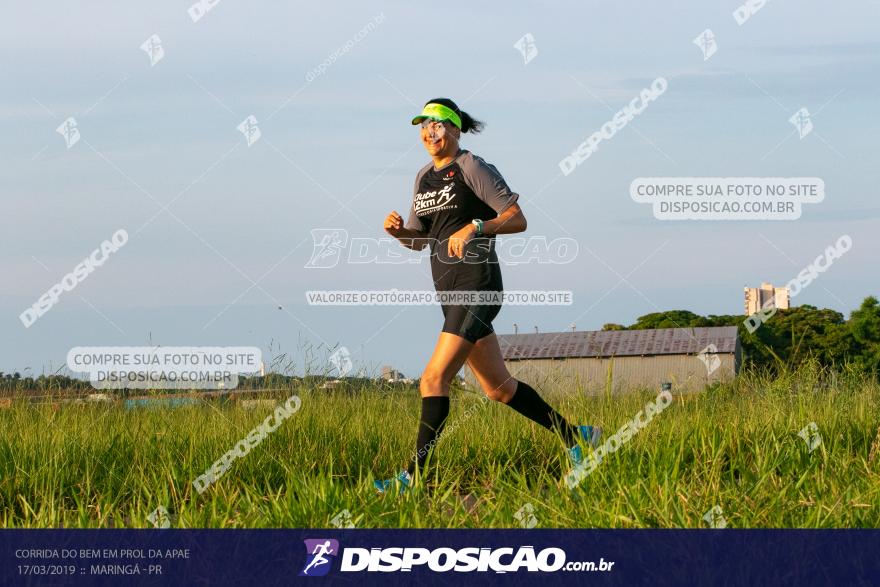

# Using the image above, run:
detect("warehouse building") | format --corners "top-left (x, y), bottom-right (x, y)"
top-left (463, 326), bottom-right (740, 394)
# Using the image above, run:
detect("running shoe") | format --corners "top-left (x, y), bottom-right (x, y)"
top-left (567, 425), bottom-right (603, 466)
top-left (373, 470), bottom-right (413, 494)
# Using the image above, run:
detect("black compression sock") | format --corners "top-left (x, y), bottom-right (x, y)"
top-left (504, 380), bottom-right (579, 446)
top-left (407, 396), bottom-right (450, 476)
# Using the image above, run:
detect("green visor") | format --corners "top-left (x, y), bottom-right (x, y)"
top-left (411, 103), bottom-right (462, 129)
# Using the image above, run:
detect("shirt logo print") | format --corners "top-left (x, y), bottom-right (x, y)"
top-left (414, 183), bottom-right (457, 214)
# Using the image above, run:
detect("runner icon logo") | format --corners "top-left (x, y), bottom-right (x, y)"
top-left (300, 539), bottom-right (339, 577)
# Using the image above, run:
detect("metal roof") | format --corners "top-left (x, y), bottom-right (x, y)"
top-left (499, 326), bottom-right (738, 360)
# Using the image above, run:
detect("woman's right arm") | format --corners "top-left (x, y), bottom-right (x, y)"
top-left (384, 211), bottom-right (430, 251)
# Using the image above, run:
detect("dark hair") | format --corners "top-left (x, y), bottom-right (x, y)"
top-left (425, 97), bottom-right (484, 134)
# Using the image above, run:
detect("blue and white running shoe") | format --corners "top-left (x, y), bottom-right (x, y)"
top-left (373, 470), bottom-right (413, 494)
top-left (567, 425), bottom-right (603, 466)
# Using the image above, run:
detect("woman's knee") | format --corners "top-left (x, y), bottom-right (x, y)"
top-left (419, 368), bottom-right (451, 396)
top-left (482, 378), bottom-right (517, 403)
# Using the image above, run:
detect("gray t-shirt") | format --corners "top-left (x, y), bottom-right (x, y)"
top-left (405, 150), bottom-right (519, 288)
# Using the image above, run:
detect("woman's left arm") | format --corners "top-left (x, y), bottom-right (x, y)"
top-left (482, 202), bottom-right (526, 235)
top-left (447, 203), bottom-right (526, 258)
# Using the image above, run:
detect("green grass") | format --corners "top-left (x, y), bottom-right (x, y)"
top-left (1, 364), bottom-right (879, 528)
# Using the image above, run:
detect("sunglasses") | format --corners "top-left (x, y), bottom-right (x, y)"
top-left (419, 119), bottom-right (449, 131)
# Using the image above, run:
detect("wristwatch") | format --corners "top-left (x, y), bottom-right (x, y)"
top-left (471, 219), bottom-right (484, 237)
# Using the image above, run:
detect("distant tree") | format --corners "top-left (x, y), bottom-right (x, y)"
top-left (762, 306), bottom-right (849, 367)
top-left (629, 310), bottom-right (708, 330)
top-left (601, 323), bottom-right (625, 331)
top-left (849, 296), bottom-right (880, 374)
top-left (703, 314), bottom-right (742, 327)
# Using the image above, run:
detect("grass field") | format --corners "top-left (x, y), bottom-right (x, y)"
top-left (2, 364), bottom-right (879, 528)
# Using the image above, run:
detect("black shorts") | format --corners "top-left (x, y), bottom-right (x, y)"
top-left (440, 301), bottom-right (501, 343)
top-left (433, 249), bottom-right (503, 343)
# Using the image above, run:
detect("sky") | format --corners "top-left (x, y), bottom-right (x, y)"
top-left (2, 1), bottom-right (879, 379)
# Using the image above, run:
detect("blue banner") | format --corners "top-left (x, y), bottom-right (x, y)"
top-left (2, 529), bottom-right (878, 586)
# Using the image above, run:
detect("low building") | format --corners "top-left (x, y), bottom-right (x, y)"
top-left (463, 326), bottom-right (740, 394)
top-left (381, 365), bottom-right (409, 383)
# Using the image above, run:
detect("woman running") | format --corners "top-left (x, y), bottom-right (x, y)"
top-left (375, 98), bottom-right (601, 492)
